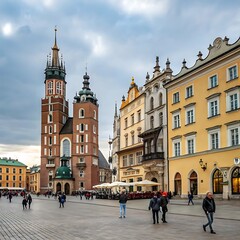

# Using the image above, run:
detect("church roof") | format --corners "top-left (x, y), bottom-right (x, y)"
top-left (60, 118), bottom-right (73, 134)
top-left (98, 150), bottom-right (110, 169)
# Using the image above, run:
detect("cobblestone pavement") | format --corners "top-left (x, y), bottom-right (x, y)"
top-left (0, 196), bottom-right (239, 240)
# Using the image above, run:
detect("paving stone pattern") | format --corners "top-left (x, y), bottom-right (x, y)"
top-left (0, 196), bottom-right (239, 240)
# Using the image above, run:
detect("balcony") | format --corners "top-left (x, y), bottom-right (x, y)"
top-left (76, 162), bottom-right (86, 168)
top-left (142, 152), bottom-right (164, 162)
top-left (46, 164), bottom-right (55, 168)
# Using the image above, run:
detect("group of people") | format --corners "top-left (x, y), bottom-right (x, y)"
top-left (22, 193), bottom-right (32, 210)
top-left (118, 189), bottom-right (216, 235)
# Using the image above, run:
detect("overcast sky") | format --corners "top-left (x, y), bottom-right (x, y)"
top-left (0, 0), bottom-right (239, 167)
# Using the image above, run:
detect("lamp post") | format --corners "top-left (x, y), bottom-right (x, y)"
top-left (108, 136), bottom-right (113, 182)
top-left (199, 159), bottom-right (207, 171)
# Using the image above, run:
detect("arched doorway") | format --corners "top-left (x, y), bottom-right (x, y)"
top-left (151, 177), bottom-right (158, 191)
top-left (56, 182), bottom-right (61, 193)
top-left (64, 183), bottom-right (70, 195)
top-left (174, 172), bottom-right (182, 195)
top-left (232, 167), bottom-right (240, 194)
top-left (213, 169), bottom-right (223, 194)
top-left (189, 171), bottom-right (198, 195)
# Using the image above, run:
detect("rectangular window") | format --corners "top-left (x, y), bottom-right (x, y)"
top-left (211, 133), bottom-right (219, 149)
top-left (230, 93), bottom-right (238, 110)
top-left (19, 176), bottom-right (22, 181)
top-left (0, 168), bottom-right (2, 173)
top-left (136, 151), bottom-right (142, 164)
top-left (129, 154), bottom-right (134, 166)
top-left (6, 175), bottom-right (9, 181)
top-left (137, 110), bottom-right (141, 122)
top-left (208, 99), bottom-right (219, 117)
top-left (13, 176), bottom-right (16, 181)
top-left (173, 92), bottom-right (180, 104)
top-left (173, 114), bottom-right (180, 128)
top-left (0, 175), bottom-right (2, 180)
top-left (80, 145), bottom-right (84, 154)
top-left (13, 168), bottom-right (16, 174)
top-left (131, 114), bottom-right (134, 125)
top-left (124, 118), bottom-right (128, 129)
top-left (174, 142), bottom-right (181, 157)
top-left (228, 65), bottom-right (237, 81)
top-left (80, 135), bottom-right (84, 143)
top-left (125, 136), bottom-right (128, 147)
top-left (187, 139), bottom-right (194, 154)
top-left (230, 129), bottom-right (239, 146)
top-left (6, 168), bottom-right (9, 173)
top-left (123, 155), bottom-right (127, 167)
top-left (209, 75), bottom-right (218, 88)
top-left (186, 86), bottom-right (193, 98)
top-left (186, 109), bottom-right (194, 124)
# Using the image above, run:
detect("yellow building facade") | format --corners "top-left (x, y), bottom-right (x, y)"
top-left (118, 78), bottom-right (145, 191)
top-left (164, 37), bottom-right (240, 199)
top-left (29, 166), bottom-right (41, 193)
top-left (0, 158), bottom-right (27, 189)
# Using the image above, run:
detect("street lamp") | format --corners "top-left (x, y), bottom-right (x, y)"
top-left (199, 159), bottom-right (207, 171)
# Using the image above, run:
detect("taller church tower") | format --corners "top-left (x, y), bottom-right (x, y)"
top-left (40, 28), bottom-right (68, 193)
top-left (40, 29), bottom-right (100, 194)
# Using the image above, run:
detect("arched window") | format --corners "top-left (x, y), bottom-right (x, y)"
top-left (150, 97), bottom-right (154, 110)
top-left (150, 116), bottom-right (154, 129)
top-left (159, 112), bottom-right (163, 126)
top-left (189, 171), bottom-right (198, 195)
top-left (48, 81), bottom-right (53, 94)
top-left (48, 114), bottom-right (53, 123)
top-left (93, 110), bottom-right (97, 119)
top-left (80, 124), bottom-right (84, 132)
top-left (174, 172), bottom-right (182, 195)
top-left (79, 109), bottom-right (85, 118)
top-left (159, 92), bottom-right (163, 106)
top-left (213, 169), bottom-right (223, 194)
top-left (62, 139), bottom-right (70, 157)
top-left (232, 167), bottom-right (240, 194)
top-left (56, 81), bottom-right (62, 95)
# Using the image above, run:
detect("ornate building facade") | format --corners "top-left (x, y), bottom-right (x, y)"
top-left (139, 57), bottom-right (172, 191)
top-left (164, 37), bottom-right (240, 199)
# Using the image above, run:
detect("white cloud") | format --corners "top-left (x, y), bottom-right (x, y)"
top-left (22, 0), bottom-right (57, 9)
top-left (0, 144), bottom-right (40, 167)
top-left (84, 33), bottom-right (107, 56)
top-left (2, 22), bottom-right (13, 36)
top-left (107, 0), bottom-right (170, 18)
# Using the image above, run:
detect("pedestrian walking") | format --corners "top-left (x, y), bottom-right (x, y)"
top-left (160, 192), bottom-right (168, 223)
top-left (119, 189), bottom-right (128, 218)
top-left (58, 193), bottom-right (65, 208)
top-left (27, 193), bottom-right (32, 209)
top-left (187, 191), bottom-right (194, 205)
top-left (22, 197), bottom-right (27, 210)
top-left (148, 193), bottom-right (161, 224)
top-left (202, 192), bottom-right (216, 234)
top-left (8, 192), bottom-right (12, 203)
top-left (79, 191), bottom-right (83, 200)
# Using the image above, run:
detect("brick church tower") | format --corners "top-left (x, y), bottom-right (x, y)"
top-left (40, 29), bottom-right (99, 194)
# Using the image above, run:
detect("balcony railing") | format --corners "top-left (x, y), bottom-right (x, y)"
top-left (46, 164), bottom-right (55, 168)
top-left (76, 162), bottom-right (86, 168)
top-left (142, 152), bottom-right (164, 161)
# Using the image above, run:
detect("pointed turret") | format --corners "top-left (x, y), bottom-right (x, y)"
top-left (44, 28), bottom-right (66, 83)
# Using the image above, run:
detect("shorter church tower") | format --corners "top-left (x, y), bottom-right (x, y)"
top-left (72, 72), bottom-right (99, 190)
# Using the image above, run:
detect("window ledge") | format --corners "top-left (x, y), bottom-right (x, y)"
top-left (226, 108), bottom-right (240, 113)
top-left (208, 114), bottom-right (220, 119)
top-left (227, 76), bottom-right (238, 82)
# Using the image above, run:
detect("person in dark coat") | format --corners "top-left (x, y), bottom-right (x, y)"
top-left (58, 193), bottom-right (65, 208)
top-left (119, 189), bottom-right (128, 218)
top-left (27, 194), bottom-right (32, 209)
top-left (148, 193), bottom-right (161, 224)
top-left (22, 197), bottom-right (27, 210)
top-left (159, 192), bottom-right (168, 223)
top-left (187, 191), bottom-right (194, 205)
top-left (202, 192), bottom-right (216, 234)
